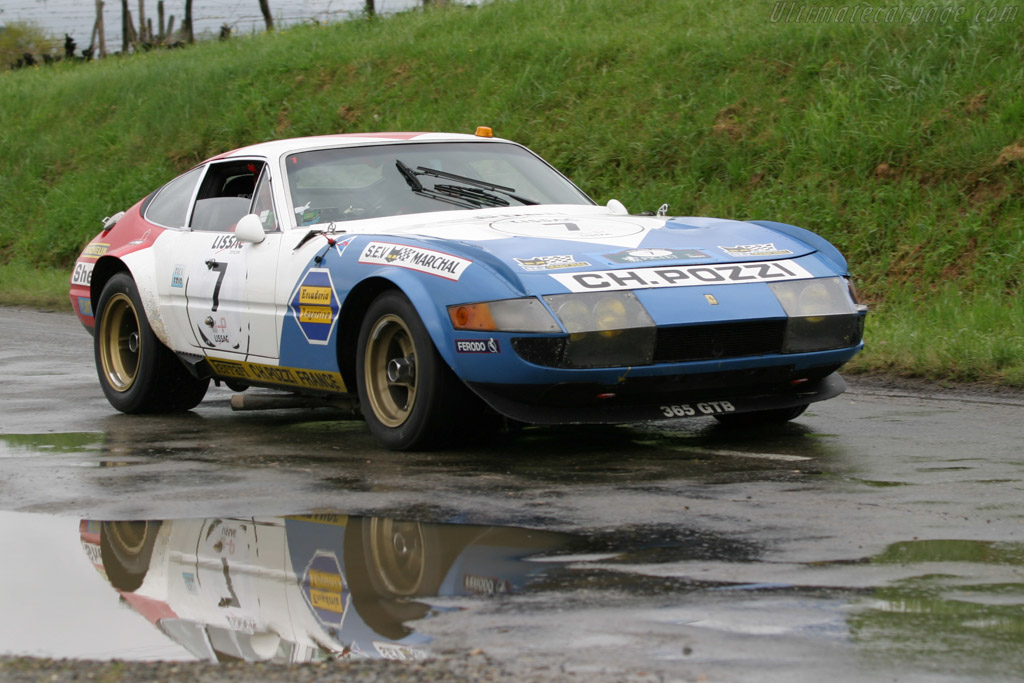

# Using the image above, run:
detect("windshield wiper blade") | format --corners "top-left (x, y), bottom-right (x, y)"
top-left (434, 184), bottom-right (509, 208)
top-left (395, 159), bottom-right (423, 191)
top-left (395, 159), bottom-right (496, 210)
top-left (415, 166), bottom-right (539, 206)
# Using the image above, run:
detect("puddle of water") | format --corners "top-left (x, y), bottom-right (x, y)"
top-left (4, 511), bottom-right (1024, 679)
top-left (0, 433), bottom-right (103, 458)
top-left (853, 479), bottom-right (910, 488)
top-left (1, 512), bottom-right (581, 663)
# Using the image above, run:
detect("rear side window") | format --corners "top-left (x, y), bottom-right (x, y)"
top-left (190, 160), bottom-right (265, 232)
top-left (144, 166), bottom-right (203, 228)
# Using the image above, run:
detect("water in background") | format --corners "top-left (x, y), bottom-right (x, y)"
top-left (1, 0), bottom-right (423, 55)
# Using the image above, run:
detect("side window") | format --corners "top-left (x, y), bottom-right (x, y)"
top-left (190, 160), bottom-right (265, 232)
top-left (144, 166), bottom-right (203, 228)
top-left (250, 169), bottom-right (277, 232)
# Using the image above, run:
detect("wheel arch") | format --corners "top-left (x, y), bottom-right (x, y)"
top-left (336, 273), bottom-right (459, 393)
top-left (90, 255), bottom-right (172, 348)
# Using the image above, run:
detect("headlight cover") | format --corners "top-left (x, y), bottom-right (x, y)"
top-left (448, 298), bottom-right (561, 333)
top-left (770, 277), bottom-right (863, 353)
top-left (542, 292), bottom-right (656, 368)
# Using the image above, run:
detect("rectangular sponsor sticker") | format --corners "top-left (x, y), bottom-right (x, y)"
top-left (514, 255), bottom-right (590, 271)
top-left (359, 241), bottom-right (472, 281)
top-left (455, 338), bottom-right (501, 354)
top-left (206, 358), bottom-right (346, 393)
top-left (549, 259), bottom-right (812, 292)
top-left (71, 261), bottom-right (94, 287)
top-left (82, 243), bottom-right (110, 258)
top-left (719, 243), bottom-right (793, 257)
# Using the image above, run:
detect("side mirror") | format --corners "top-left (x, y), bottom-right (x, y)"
top-left (235, 214), bottom-right (266, 244)
top-left (606, 198), bottom-right (628, 215)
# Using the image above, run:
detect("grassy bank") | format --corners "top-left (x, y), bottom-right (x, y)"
top-left (2, 0), bottom-right (1022, 384)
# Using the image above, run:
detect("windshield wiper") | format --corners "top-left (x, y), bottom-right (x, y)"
top-left (395, 160), bottom-right (479, 210)
top-left (415, 166), bottom-right (539, 206)
top-left (395, 159), bottom-right (423, 191)
top-left (395, 159), bottom-right (539, 208)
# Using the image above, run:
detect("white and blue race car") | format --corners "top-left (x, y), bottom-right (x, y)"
top-left (70, 129), bottom-right (866, 449)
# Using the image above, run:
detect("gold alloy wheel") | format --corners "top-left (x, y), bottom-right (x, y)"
top-left (368, 518), bottom-right (426, 596)
top-left (98, 292), bottom-right (142, 393)
top-left (106, 521), bottom-right (151, 557)
top-left (364, 313), bottom-right (417, 427)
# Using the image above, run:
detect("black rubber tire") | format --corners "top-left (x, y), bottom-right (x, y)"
top-left (355, 290), bottom-right (479, 450)
top-left (100, 520), bottom-right (162, 592)
top-left (94, 272), bottom-right (209, 413)
top-left (713, 403), bottom-right (809, 426)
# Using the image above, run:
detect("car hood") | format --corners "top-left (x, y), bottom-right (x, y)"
top-left (360, 205), bottom-right (818, 285)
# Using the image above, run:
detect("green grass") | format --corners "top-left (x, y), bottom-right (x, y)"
top-left (1, 0), bottom-right (1022, 385)
top-left (0, 264), bottom-right (72, 309)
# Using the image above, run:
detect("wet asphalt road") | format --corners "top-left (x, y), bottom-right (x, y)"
top-left (1, 307), bottom-right (1023, 682)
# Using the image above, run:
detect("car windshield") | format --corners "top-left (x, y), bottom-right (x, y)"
top-left (284, 141), bottom-right (593, 226)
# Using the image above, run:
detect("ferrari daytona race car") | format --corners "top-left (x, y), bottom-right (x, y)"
top-left (70, 129), bottom-right (866, 449)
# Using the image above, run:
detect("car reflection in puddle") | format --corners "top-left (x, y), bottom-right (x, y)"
top-left (80, 515), bottom-right (573, 663)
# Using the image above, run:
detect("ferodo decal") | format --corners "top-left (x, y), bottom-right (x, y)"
top-left (300, 551), bottom-right (350, 627)
top-left (71, 261), bottom-right (94, 286)
top-left (550, 259), bottom-right (812, 293)
top-left (719, 243), bottom-right (793, 257)
top-left (82, 243), bottom-right (109, 258)
top-left (359, 241), bottom-right (471, 280)
top-left (514, 255), bottom-right (590, 271)
top-left (374, 642), bottom-right (431, 661)
top-left (604, 248), bottom-right (709, 263)
top-left (207, 358), bottom-right (346, 392)
top-left (455, 338), bottom-right (501, 354)
top-left (288, 268), bottom-right (339, 345)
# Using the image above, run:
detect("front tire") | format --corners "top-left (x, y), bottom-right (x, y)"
top-left (94, 272), bottom-right (209, 413)
top-left (356, 290), bottom-right (475, 450)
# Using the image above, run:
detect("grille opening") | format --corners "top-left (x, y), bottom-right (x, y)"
top-left (653, 320), bottom-right (786, 363)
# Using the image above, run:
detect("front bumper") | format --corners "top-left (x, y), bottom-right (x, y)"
top-left (467, 367), bottom-right (846, 425)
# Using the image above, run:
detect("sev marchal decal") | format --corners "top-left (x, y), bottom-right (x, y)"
top-left (514, 255), bottom-right (590, 271)
top-left (719, 243), bottom-right (793, 257)
top-left (207, 358), bottom-right (346, 393)
top-left (550, 259), bottom-right (813, 292)
top-left (359, 241), bottom-right (471, 281)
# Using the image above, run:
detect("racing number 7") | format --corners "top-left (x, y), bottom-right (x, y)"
top-left (205, 259), bottom-right (228, 312)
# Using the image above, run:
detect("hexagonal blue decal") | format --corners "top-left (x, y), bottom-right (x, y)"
top-left (289, 268), bottom-right (339, 345)
top-left (300, 550), bottom-right (349, 627)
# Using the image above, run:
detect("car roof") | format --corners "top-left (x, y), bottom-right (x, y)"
top-left (211, 132), bottom-right (507, 162)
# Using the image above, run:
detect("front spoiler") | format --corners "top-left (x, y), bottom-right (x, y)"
top-left (468, 372), bottom-right (846, 425)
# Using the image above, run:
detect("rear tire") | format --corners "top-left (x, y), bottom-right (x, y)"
top-left (356, 290), bottom-right (481, 450)
top-left (713, 403), bottom-right (808, 426)
top-left (94, 272), bottom-right (209, 413)
top-left (100, 520), bottom-right (161, 592)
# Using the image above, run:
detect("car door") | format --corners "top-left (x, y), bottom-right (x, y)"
top-left (178, 160), bottom-right (281, 360)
